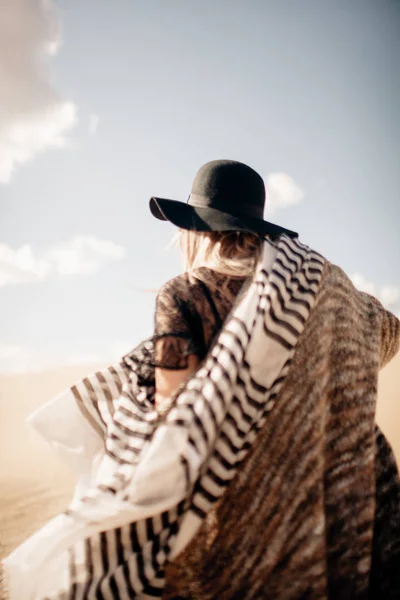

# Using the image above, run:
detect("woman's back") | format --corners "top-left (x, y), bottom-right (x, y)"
top-left (154, 267), bottom-right (246, 370)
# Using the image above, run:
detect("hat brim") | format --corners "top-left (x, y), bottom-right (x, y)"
top-left (149, 197), bottom-right (298, 239)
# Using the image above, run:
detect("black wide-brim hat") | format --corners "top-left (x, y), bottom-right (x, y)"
top-left (150, 159), bottom-right (298, 239)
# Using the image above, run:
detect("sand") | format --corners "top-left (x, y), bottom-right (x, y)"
top-left (0, 364), bottom-right (101, 561)
top-left (0, 356), bottom-right (399, 563)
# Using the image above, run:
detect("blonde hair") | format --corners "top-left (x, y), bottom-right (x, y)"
top-left (175, 229), bottom-right (264, 278)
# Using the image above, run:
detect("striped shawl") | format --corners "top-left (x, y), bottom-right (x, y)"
top-left (2, 235), bottom-right (400, 600)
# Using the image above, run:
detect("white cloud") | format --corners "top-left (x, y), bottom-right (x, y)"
top-left (351, 273), bottom-right (400, 314)
top-left (0, 345), bottom-right (69, 374)
top-left (0, 346), bottom-right (34, 374)
top-left (65, 341), bottom-right (135, 368)
top-left (379, 286), bottom-right (400, 309)
top-left (265, 172), bottom-right (304, 215)
top-left (88, 114), bottom-right (100, 135)
top-left (48, 236), bottom-right (125, 275)
top-left (0, 0), bottom-right (77, 184)
top-left (0, 341), bottom-right (137, 374)
top-left (0, 236), bottom-right (126, 286)
top-left (109, 341), bottom-right (136, 360)
top-left (0, 345), bottom-right (25, 361)
top-left (0, 244), bottom-right (50, 286)
top-left (351, 273), bottom-right (376, 297)
top-left (64, 353), bottom-right (105, 367)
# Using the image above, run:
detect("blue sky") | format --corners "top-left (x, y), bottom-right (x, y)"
top-left (0, 0), bottom-right (399, 373)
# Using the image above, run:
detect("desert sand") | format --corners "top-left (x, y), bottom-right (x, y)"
top-left (0, 355), bottom-right (399, 563)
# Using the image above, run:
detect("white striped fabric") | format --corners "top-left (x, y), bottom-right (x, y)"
top-left (2, 235), bottom-right (325, 599)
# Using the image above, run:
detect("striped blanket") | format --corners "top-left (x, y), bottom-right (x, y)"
top-left (2, 235), bottom-right (399, 599)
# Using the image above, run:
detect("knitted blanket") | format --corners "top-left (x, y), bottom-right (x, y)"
top-left (2, 235), bottom-right (399, 600)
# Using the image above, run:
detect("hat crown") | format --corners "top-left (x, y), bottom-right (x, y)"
top-left (190, 160), bottom-right (265, 217)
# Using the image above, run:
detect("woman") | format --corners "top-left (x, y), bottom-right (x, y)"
top-left (3, 160), bottom-right (399, 600)
top-left (149, 159), bottom-right (298, 409)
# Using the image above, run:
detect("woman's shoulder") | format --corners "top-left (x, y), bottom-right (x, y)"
top-left (157, 269), bottom-right (246, 316)
top-left (156, 271), bottom-right (203, 305)
top-left (157, 268), bottom-right (238, 298)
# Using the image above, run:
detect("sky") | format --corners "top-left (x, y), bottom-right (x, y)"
top-left (0, 0), bottom-right (399, 373)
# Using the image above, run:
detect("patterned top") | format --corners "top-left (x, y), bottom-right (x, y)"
top-left (153, 267), bottom-right (247, 369)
